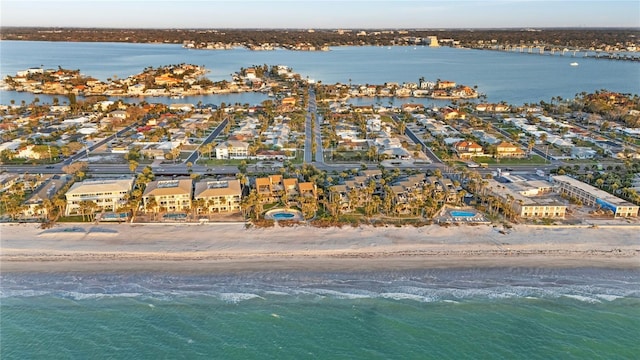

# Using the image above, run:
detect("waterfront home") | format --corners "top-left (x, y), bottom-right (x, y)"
top-left (401, 103), bottom-right (425, 113)
top-left (142, 179), bottom-right (193, 213)
top-left (193, 179), bottom-right (242, 214)
top-left (169, 103), bottom-right (195, 112)
top-left (436, 80), bottom-right (456, 89)
top-left (254, 175), bottom-right (284, 203)
top-left (65, 177), bottom-right (134, 216)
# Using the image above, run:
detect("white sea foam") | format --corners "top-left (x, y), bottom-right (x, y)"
top-left (379, 292), bottom-right (432, 302)
top-left (442, 300), bottom-right (460, 304)
top-left (594, 294), bottom-right (624, 302)
top-left (62, 291), bottom-right (144, 300)
top-left (563, 294), bottom-right (602, 303)
top-left (218, 293), bottom-right (264, 303)
top-left (308, 289), bottom-right (372, 300)
top-left (0, 289), bottom-right (51, 298)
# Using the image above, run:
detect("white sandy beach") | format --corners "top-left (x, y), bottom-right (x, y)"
top-left (1, 222), bottom-right (638, 273)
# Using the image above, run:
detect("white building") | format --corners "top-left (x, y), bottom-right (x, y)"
top-left (65, 177), bottom-right (134, 216)
top-left (215, 140), bottom-right (250, 159)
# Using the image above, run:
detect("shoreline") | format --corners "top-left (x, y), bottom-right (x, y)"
top-left (1, 223), bottom-right (638, 273)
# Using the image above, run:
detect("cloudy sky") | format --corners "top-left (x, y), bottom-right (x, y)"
top-left (1, 0), bottom-right (639, 28)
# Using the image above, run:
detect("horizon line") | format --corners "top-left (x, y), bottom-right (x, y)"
top-left (2, 26), bottom-right (640, 31)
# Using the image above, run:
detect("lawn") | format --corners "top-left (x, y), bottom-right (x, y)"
top-left (473, 155), bottom-right (547, 165)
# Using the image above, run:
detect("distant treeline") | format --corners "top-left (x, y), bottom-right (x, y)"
top-left (1, 27), bottom-right (639, 49)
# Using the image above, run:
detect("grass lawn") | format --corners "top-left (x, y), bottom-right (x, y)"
top-left (473, 155), bottom-right (547, 165)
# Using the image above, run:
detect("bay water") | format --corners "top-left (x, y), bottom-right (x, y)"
top-left (2, 268), bottom-right (639, 359)
top-left (1, 41), bottom-right (639, 106)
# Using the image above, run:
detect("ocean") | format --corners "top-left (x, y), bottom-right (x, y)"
top-left (1, 41), bottom-right (639, 105)
top-left (2, 268), bottom-right (639, 359)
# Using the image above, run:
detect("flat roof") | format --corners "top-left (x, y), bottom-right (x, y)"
top-left (553, 175), bottom-right (636, 207)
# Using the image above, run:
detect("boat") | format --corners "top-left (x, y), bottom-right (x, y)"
top-left (570, 62), bottom-right (579, 66)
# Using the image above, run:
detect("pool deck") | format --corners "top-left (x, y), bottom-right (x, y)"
top-left (264, 208), bottom-right (304, 221)
top-left (435, 207), bottom-right (491, 224)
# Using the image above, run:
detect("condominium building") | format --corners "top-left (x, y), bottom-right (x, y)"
top-left (22, 174), bottom-right (72, 219)
top-left (485, 177), bottom-right (566, 219)
top-left (253, 175), bottom-right (316, 204)
top-left (65, 177), bottom-right (134, 216)
top-left (142, 179), bottom-right (193, 213)
top-left (552, 175), bottom-right (639, 217)
top-left (193, 179), bottom-right (243, 213)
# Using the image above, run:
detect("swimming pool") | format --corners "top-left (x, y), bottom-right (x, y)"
top-left (450, 210), bottom-right (477, 217)
top-left (265, 208), bottom-right (303, 221)
top-left (272, 212), bottom-right (295, 220)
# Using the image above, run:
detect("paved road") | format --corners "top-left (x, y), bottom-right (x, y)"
top-left (184, 118), bottom-right (229, 164)
top-left (64, 119), bottom-right (143, 165)
top-left (303, 89), bottom-right (314, 163)
top-left (395, 115), bottom-right (442, 164)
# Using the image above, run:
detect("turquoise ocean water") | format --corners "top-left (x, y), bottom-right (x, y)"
top-left (2, 268), bottom-right (639, 359)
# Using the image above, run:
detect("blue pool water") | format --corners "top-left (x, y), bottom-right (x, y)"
top-left (272, 212), bottom-right (295, 220)
top-left (451, 211), bottom-right (476, 217)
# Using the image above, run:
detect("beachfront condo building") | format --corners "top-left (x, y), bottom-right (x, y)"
top-left (142, 179), bottom-right (193, 213)
top-left (193, 179), bottom-right (242, 213)
top-left (485, 177), bottom-right (566, 219)
top-left (65, 177), bottom-right (135, 216)
top-left (254, 175), bottom-right (317, 205)
top-left (552, 175), bottom-right (639, 217)
top-left (22, 174), bottom-right (72, 219)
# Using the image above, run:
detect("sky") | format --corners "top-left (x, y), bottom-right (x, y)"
top-left (1, 0), bottom-right (639, 29)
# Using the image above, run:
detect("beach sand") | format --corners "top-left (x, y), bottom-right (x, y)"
top-left (1, 222), bottom-right (638, 273)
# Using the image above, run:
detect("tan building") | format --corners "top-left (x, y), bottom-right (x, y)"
top-left (254, 175), bottom-right (316, 204)
top-left (142, 179), bottom-right (193, 213)
top-left (553, 175), bottom-right (639, 217)
top-left (194, 179), bottom-right (243, 213)
top-left (453, 140), bottom-right (484, 159)
top-left (495, 141), bottom-right (526, 158)
top-left (255, 175), bottom-right (284, 203)
top-left (65, 177), bottom-right (134, 216)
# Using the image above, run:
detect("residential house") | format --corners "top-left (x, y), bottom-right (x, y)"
top-left (402, 103), bottom-right (425, 113)
top-left (280, 97), bottom-right (296, 112)
top-left (108, 110), bottom-right (128, 120)
top-left (453, 140), bottom-right (484, 159)
top-left (571, 147), bottom-right (597, 159)
top-left (215, 140), bottom-right (250, 159)
top-left (495, 141), bottom-right (525, 158)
